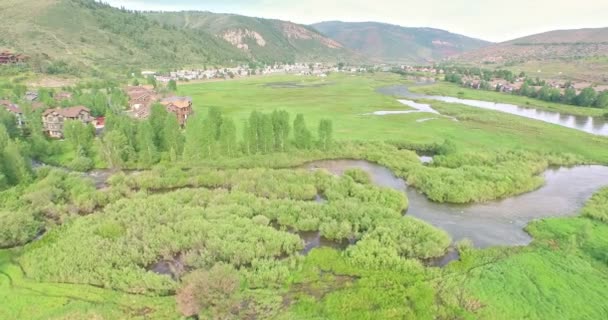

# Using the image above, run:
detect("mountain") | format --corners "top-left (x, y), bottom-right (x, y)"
top-left (455, 27), bottom-right (608, 64)
top-left (0, 0), bottom-right (256, 74)
top-left (144, 12), bottom-right (360, 64)
top-left (311, 21), bottom-right (491, 64)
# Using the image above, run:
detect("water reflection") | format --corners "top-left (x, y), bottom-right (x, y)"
top-left (306, 160), bottom-right (608, 248)
top-left (377, 85), bottom-right (608, 136)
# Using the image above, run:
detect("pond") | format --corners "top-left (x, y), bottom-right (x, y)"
top-left (377, 85), bottom-right (608, 136)
top-left (305, 160), bottom-right (608, 248)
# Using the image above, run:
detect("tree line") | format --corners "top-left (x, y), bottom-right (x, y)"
top-left (444, 68), bottom-right (608, 108)
top-left (96, 106), bottom-right (334, 169)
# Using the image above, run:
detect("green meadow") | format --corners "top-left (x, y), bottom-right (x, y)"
top-left (178, 73), bottom-right (608, 162)
top-left (2, 73), bottom-right (608, 319)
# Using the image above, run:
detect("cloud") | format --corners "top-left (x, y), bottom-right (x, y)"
top-left (100, 0), bottom-right (608, 42)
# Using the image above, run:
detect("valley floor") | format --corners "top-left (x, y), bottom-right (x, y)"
top-left (2, 73), bottom-right (608, 319)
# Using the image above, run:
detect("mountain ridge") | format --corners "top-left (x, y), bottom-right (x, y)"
top-left (144, 11), bottom-right (361, 64)
top-left (311, 21), bottom-right (491, 64)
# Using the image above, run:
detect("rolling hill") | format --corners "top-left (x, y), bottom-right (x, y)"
top-left (453, 27), bottom-right (608, 82)
top-left (0, 0), bottom-right (252, 74)
top-left (456, 27), bottom-right (608, 64)
top-left (145, 12), bottom-right (360, 64)
top-left (312, 21), bottom-right (491, 64)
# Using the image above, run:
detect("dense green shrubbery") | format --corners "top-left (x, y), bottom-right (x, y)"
top-left (0, 210), bottom-right (41, 248)
top-left (581, 188), bottom-right (608, 223)
top-left (18, 166), bottom-right (446, 296)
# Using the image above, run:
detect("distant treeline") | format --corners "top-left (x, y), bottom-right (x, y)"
top-left (443, 67), bottom-right (608, 108)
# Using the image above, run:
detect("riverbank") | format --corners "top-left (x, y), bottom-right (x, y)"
top-left (410, 82), bottom-right (607, 117)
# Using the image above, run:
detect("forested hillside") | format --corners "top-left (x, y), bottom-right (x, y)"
top-left (0, 0), bottom-right (248, 74)
top-left (145, 12), bottom-right (360, 64)
top-left (312, 21), bottom-right (490, 64)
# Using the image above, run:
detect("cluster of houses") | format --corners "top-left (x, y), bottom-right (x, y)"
top-left (125, 85), bottom-right (193, 125)
top-left (462, 77), bottom-right (608, 94)
top-left (0, 85), bottom-right (193, 139)
top-left (148, 63), bottom-right (342, 83)
top-left (398, 65), bottom-right (445, 75)
top-left (0, 51), bottom-right (27, 65)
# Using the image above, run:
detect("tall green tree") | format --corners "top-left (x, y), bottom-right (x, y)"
top-left (576, 87), bottom-right (597, 107)
top-left (293, 114), bottom-right (312, 150)
top-left (219, 118), bottom-right (237, 157)
top-left (101, 130), bottom-right (133, 169)
top-left (147, 75), bottom-right (157, 89)
top-left (259, 114), bottom-right (274, 154)
top-left (136, 121), bottom-right (159, 167)
top-left (318, 119), bottom-right (334, 151)
top-left (208, 107), bottom-right (223, 140)
top-left (162, 113), bottom-right (184, 157)
top-left (168, 79), bottom-right (178, 91)
top-left (183, 115), bottom-right (205, 161)
top-left (63, 120), bottom-right (95, 157)
top-left (247, 111), bottom-right (261, 154)
top-left (271, 110), bottom-right (290, 152)
top-left (201, 118), bottom-right (218, 158)
top-left (150, 103), bottom-right (168, 148)
top-left (594, 91), bottom-right (608, 108)
top-left (563, 87), bottom-right (577, 105)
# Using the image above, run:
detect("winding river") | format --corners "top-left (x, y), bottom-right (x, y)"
top-left (377, 85), bottom-right (608, 136)
top-left (306, 160), bottom-right (608, 248)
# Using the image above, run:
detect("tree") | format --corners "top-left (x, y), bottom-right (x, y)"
top-left (63, 120), bottom-right (94, 157)
top-left (219, 117), bottom-right (237, 157)
top-left (131, 78), bottom-right (140, 86)
top-left (91, 91), bottom-right (108, 116)
top-left (136, 121), bottom-right (159, 167)
top-left (259, 114), bottom-right (274, 153)
top-left (201, 118), bottom-right (219, 158)
top-left (161, 113), bottom-right (184, 156)
top-left (0, 109), bottom-right (18, 138)
top-left (182, 115), bottom-right (205, 161)
top-left (247, 111), bottom-right (261, 154)
top-left (149, 103), bottom-right (168, 148)
top-left (147, 75), bottom-right (157, 89)
top-left (271, 110), bottom-right (290, 152)
top-left (101, 130), bottom-right (132, 169)
top-left (563, 87), bottom-right (577, 105)
top-left (1, 139), bottom-right (32, 185)
top-left (318, 119), bottom-right (333, 150)
top-left (207, 107), bottom-right (223, 140)
top-left (576, 87), bottom-right (597, 107)
top-left (176, 264), bottom-right (240, 318)
top-left (293, 114), bottom-right (312, 149)
top-left (594, 91), bottom-right (608, 108)
top-left (168, 79), bottom-right (177, 91)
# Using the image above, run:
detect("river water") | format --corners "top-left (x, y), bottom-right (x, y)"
top-left (377, 85), bottom-right (608, 136)
top-left (306, 160), bottom-right (608, 248)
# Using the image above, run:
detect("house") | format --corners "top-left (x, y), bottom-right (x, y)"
top-left (160, 96), bottom-right (193, 126)
top-left (126, 86), bottom-right (157, 119)
top-left (42, 106), bottom-right (92, 138)
top-left (0, 51), bottom-right (27, 65)
top-left (25, 91), bottom-right (38, 102)
top-left (0, 100), bottom-right (24, 127)
top-left (54, 92), bottom-right (73, 101)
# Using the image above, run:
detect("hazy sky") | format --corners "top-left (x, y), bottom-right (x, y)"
top-left (102, 0), bottom-right (608, 42)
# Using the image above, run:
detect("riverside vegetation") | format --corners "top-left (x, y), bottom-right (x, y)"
top-left (1, 73), bottom-right (608, 319)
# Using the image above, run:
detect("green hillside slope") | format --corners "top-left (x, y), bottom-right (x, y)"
top-left (145, 11), bottom-right (361, 64)
top-left (0, 0), bottom-right (248, 74)
top-left (312, 21), bottom-right (490, 64)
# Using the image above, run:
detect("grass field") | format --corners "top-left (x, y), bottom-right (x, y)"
top-left (179, 73), bottom-right (608, 163)
top-left (0, 250), bottom-right (176, 319)
top-left (410, 81), bottom-right (607, 117)
top-left (4, 72), bottom-right (608, 319)
top-left (446, 217), bottom-right (608, 320)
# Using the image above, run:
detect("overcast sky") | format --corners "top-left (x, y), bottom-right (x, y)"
top-left (101, 0), bottom-right (608, 42)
